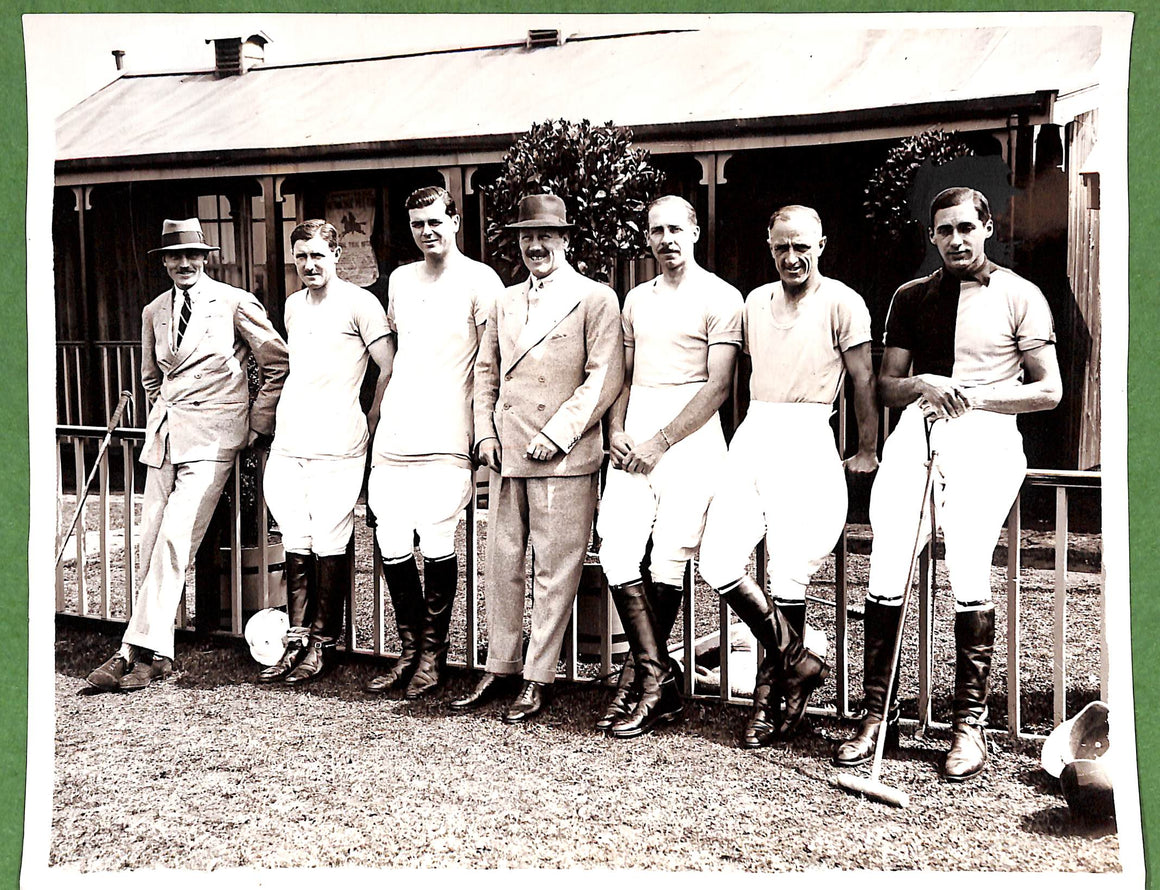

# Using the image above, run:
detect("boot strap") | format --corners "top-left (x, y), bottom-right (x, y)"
top-left (954, 709), bottom-right (993, 754)
top-left (955, 705), bottom-right (989, 729)
top-left (283, 627), bottom-right (310, 648)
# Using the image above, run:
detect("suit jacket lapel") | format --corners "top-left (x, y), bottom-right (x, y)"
top-left (156, 290), bottom-right (177, 367)
top-left (172, 279), bottom-right (217, 368)
top-left (505, 271), bottom-right (582, 375)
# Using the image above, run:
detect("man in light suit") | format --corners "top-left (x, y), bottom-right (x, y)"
top-left (86, 218), bottom-right (289, 692)
top-left (451, 193), bottom-right (624, 723)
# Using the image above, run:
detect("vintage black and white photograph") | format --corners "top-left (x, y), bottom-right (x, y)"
top-left (22, 10), bottom-right (1141, 883)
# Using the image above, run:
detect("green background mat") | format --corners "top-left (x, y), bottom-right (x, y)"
top-left (3, 1), bottom-right (1154, 886)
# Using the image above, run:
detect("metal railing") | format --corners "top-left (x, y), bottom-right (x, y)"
top-left (58, 341), bottom-right (147, 427)
top-left (55, 418), bottom-right (1101, 740)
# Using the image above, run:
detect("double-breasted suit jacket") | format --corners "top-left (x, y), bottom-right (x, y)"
top-left (140, 275), bottom-right (289, 468)
top-left (472, 264), bottom-right (624, 683)
top-left (474, 264), bottom-right (624, 476)
top-left (124, 275), bottom-right (289, 660)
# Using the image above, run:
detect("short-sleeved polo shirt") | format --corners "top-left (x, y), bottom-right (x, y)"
top-left (272, 278), bottom-right (390, 459)
top-left (883, 266), bottom-right (1056, 387)
top-left (745, 276), bottom-right (872, 404)
top-left (623, 271), bottom-right (743, 387)
top-left (373, 258), bottom-right (504, 469)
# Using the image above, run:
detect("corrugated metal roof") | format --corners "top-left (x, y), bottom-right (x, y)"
top-left (55, 23), bottom-right (1103, 167)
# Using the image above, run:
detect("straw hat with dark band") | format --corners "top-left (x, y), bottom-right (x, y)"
top-left (148, 218), bottom-right (221, 254)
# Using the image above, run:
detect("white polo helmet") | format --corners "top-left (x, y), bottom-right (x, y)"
top-left (244, 608), bottom-right (290, 666)
top-left (1041, 700), bottom-right (1110, 778)
top-left (1041, 700), bottom-right (1114, 822)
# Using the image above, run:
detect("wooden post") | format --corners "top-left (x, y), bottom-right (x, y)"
top-left (1006, 495), bottom-right (1022, 738)
top-left (1053, 486), bottom-right (1068, 727)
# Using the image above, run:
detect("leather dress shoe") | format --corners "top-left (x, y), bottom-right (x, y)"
top-left (86, 653), bottom-right (129, 691)
top-left (119, 655), bottom-right (173, 691)
top-left (449, 672), bottom-right (520, 712)
top-left (502, 681), bottom-right (548, 724)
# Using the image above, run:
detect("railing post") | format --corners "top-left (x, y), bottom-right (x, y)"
top-left (917, 547), bottom-right (933, 731)
top-left (72, 438), bottom-right (87, 614)
top-left (98, 444), bottom-right (110, 619)
top-left (230, 454), bottom-right (244, 635)
top-left (372, 531), bottom-right (386, 658)
top-left (1053, 486), bottom-right (1069, 727)
top-left (683, 560), bottom-right (696, 696)
top-left (752, 542), bottom-right (766, 698)
top-left (465, 490), bottom-right (480, 670)
top-left (1006, 494), bottom-right (1022, 738)
top-left (834, 529), bottom-right (850, 718)
top-left (600, 560), bottom-right (613, 681)
top-left (122, 439), bottom-right (135, 616)
top-left (345, 535), bottom-right (356, 652)
top-left (55, 441), bottom-right (66, 612)
top-left (719, 596), bottom-right (731, 703)
top-left (257, 451), bottom-right (271, 612)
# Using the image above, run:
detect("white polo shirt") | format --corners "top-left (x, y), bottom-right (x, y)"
top-left (272, 278), bottom-right (389, 460)
top-left (622, 270), bottom-right (744, 387)
top-left (372, 258), bottom-right (503, 469)
top-left (745, 276), bottom-right (872, 405)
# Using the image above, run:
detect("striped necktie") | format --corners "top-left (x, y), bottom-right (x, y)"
top-left (175, 288), bottom-right (192, 348)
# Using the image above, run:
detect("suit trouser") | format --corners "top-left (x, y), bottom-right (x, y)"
top-left (868, 404), bottom-right (1026, 611)
top-left (123, 453), bottom-right (236, 659)
top-left (597, 383), bottom-right (726, 587)
top-left (699, 402), bottom-right (847, 607)
top-left (484, 471), bottom-right (598, 684)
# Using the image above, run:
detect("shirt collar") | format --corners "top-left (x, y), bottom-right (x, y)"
top-left (530, 267), bottom-right (564, 291)
top-left (174, 279), bottom-right (205, 304)
top-left (942, 258), bottom-right (999, 287)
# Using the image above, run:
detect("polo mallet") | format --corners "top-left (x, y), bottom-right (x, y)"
top-left (55, 390), bottom-right (134, 567)
top-left (835, 416), bottom-right (939, 808)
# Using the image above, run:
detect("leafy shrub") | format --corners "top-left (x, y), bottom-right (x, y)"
top-left (865, 129), bottom-right (975, 241)
top-left (484, 119), bottom-right (666, 283)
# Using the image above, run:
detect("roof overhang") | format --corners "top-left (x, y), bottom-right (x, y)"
top-left (54, 91), bottom-right (1055, 187)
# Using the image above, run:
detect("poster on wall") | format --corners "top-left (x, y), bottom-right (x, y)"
top-left (325, 188), bottom-right (378, 286)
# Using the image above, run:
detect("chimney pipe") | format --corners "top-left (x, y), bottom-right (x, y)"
top-left (111, 49), bottom-right (125, 71)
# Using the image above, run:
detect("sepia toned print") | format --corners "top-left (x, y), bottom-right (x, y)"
top-left (24, 11), bottom-right (1139, 884)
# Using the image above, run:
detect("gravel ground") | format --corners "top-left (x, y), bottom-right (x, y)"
top-left (50, 627), bottom-right (1119, 873)
top-left (49, 501), bottom-right (1118, 874)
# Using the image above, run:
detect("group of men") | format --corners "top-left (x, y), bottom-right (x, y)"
top-left (84, 183), bottom-right (1061, 783)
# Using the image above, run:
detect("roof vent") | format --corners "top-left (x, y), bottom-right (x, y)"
top-left (526, 29), bottom-right (564, 49)
top-left (206, 31), bottom-right (270, 77)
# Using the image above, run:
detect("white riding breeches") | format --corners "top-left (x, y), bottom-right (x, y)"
top-left (598, 383), bottom-right (727, 587)
top-left (867, 404), bottom-right (1026, 611)
top-left (698, 401), bottom-right (847, 605)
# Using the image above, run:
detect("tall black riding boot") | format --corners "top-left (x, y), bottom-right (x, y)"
top-left (944, 606), bottom-right (995, 782)
top-left (723, 576), bottom-right (783, 748)
top-left (285, 551), bottom-right (350, 685)
top-left (649, 580), bottom-right (686, 685)
top-left (779, 603), bottom-right (806, 638)
top-left (365, 556), bottom-right (425, 694)
top-left (833, 600), bottom-right (903, 766)
top-left (608, 581), bottom-right (682, 739)
top-left (404, 554), bottom-right (457, 699)
top-left (724, 576), bottom-right (830, 746)
top-left (595, 575), bottom-right (686, 732)
top-left (258, 550), bottom-right (314, 683)
top-left (594, 655), bottom-right (637, 731)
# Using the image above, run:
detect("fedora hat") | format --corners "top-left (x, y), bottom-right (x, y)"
top-left (505, 193), bottom-right (574, 229)
top-left (148, 218), bottom-right (221, 254)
